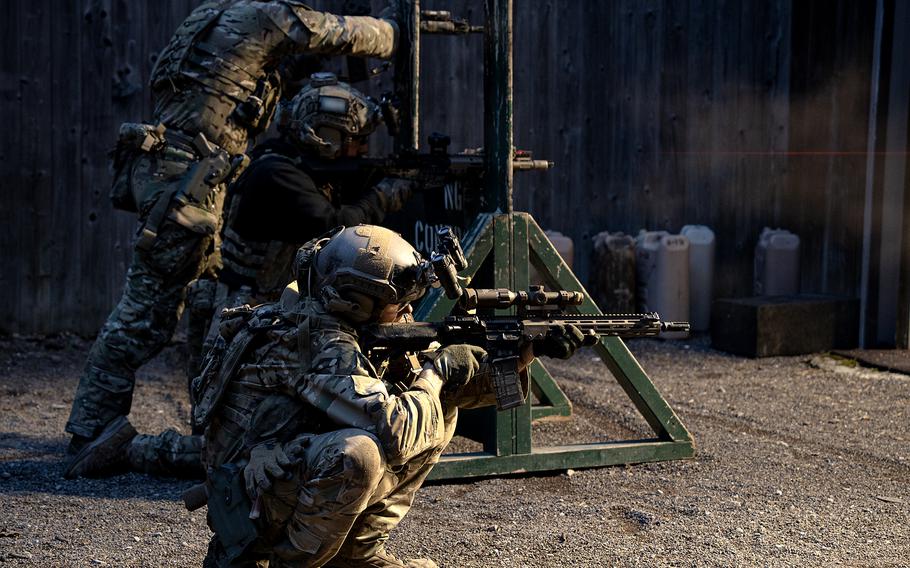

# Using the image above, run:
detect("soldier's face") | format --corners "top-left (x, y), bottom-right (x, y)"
top-left (342, 137), bottom-right (368, 157)
top-left (377, 302), bottom-right (413, 323)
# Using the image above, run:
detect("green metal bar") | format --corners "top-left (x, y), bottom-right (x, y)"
top-left (492, 214), bottom-right (519, 455)
top-left (510, 214), bottom-right (532, 453)
top-left (529, 359), bottom-right (572, 419)
top-left (429, 440), bottom-right (695, 481)
top-left (525, 215), bottom-right (693, 443)
top-left (593, 339), bottom-right (692, 442)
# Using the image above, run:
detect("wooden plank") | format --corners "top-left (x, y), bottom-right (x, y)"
top-left (19, 0), bottom-right (54, 331)
top-left (79, 0), bottom-right (117, 335)
top-left (0, 0), bottom-right (884, 335)
top-left (50, 0), bottom-right (85, 332)
top-left (483, 0), bottom-right (513, 213)
top-left (0, 0), bottom-right (22, 333)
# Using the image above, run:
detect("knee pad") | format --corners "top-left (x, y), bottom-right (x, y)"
top-left (338, 433), bottom-right (385, 490)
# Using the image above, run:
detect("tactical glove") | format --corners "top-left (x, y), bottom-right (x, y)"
top-left (533, 324), bottom-right (587, 359)
top-left (244, 442), bottom-right (298, 500)
top-left (374, 177), bottom-right (416, 213)
top-left (428, 344), bottom-right (489, 388)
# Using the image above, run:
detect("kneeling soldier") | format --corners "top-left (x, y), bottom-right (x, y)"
top-left (196, 226), bottom-right (582, 566)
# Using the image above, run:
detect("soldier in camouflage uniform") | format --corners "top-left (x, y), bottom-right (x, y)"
top-left (190, 225), bottom-right (585, 566)
top-left (185, 73), bottom-right (416, 379)
top-left (65, 0), bottom-right (401, 465)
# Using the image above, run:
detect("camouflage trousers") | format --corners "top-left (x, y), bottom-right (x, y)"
top-left (128, 430), bottom-right (205, 479)
top-left (209, 420), bottom-right (455, 567)
top-left (66, 153), bottom-right (225, 439)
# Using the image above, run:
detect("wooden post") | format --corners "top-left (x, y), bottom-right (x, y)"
top-left (394, 0), bottom-right (420, 152)
top-left (483, 0), bottom-right (513, 213)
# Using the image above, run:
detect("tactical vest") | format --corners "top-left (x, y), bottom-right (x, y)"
top-left (220, 152), bottom-right (327, 299)
top-left (150, 1), bottom-right (234, 92)
top-left (195, 299), bottom-right (335, 470)
top-left (150, 0), bottom-right (284, 146)
top-left (221, 225), bottom-right (299, 300)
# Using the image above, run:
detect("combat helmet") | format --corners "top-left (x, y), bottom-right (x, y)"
top-left (297, 225), bottom-right (430, 323)
top-left (278, 72), bottom-right (382, 159)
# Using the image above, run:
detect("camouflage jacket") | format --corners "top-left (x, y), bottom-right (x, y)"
top-left (199, 297), bottom-right (488, 470)
top-left (151, 0), bottom-right (398, 155)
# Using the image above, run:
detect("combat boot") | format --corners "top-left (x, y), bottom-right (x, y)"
top-left (64, 416), bottom-right (137, 479)
top-left (66, 434), bottom-right (93, 456)
top-left (326, 547), bottom-right (438, 568)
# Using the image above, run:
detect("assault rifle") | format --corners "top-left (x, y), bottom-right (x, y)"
top-left (309, 132), bottom-right (552, 192)
top-left (362, 228), bottom-right (689, 411)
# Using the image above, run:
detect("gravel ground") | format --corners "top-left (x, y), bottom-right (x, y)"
top-left (0, 333), bottom-right (908, 567)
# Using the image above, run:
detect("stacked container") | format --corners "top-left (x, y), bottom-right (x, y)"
top-left (680, 225), bottom-right (716, 331)
top-left (754, 228), bottom-right (800, 296)
top-left (635, 231), bottom-right (691, 327)
top-left (591, 232), bottom-right (636, 312)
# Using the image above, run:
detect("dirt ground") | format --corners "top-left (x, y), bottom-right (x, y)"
top-left (0, 333), bottom-right (908, 567)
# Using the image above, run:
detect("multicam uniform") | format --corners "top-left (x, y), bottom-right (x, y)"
top-left (195, 295), bottom-right (497, 566)
top-left (184, 137), bottom-right (397, 378)
top-left (66, 0), bottom-right (398, 441)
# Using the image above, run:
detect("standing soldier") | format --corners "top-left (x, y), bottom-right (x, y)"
top-left (64, 76), bottom-right (418, 480)
top-left (186, 73), bottom-right (416, 378)
top-left (65, 1), bottom-right (401, 464)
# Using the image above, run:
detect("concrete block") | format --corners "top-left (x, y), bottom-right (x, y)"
top-left (711, 295), bottom-right (859, 357)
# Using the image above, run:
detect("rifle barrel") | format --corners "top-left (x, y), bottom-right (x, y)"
top-left (513, 159), bottom-right (553, 171)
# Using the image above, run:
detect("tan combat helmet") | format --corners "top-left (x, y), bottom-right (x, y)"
top-left (299, 225), bottom-right (430, 322)
top-left (278, 72), bottom-right (382, 159)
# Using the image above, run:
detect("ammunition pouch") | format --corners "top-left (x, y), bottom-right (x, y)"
top-left (206, 463), bottom-right (259, 562)
top-left (109, 123), bottom-right (167, 212)
top-left (193, 307), bottom-right (258, 429)
top-left (232, 70), bottom-right (282, 136)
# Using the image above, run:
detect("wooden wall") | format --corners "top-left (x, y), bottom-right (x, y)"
top-left (0, 0), bottom-right (885, 335)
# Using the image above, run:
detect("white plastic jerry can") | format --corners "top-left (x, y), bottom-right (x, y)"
top-left (754, 227), bottom-right (800, 296)
top-left (635, 230), bottom-right (690, 327)
top-left (680, 225), bottom-right (715, 331)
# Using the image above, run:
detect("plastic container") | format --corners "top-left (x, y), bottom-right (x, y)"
top-left (635, 230), bottom-right (690, 328)
top-left (530, 230), bottom-right (574, 286)
top-left (754, 228), bottom-right (800, 296)
top-left (591, 231), bottom-right (636, 312)
top-left (680, 225), bottom-right (715, 331)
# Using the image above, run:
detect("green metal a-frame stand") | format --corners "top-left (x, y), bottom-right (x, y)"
top-left (405, 0), bottom-right (694, 480)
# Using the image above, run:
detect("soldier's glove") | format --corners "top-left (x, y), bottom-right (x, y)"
top-left (427, 344), bottom-right (489, 389)
top-left (374, 177), bottom-right (416, 213)
top-left (532, 324), bottom-right (587, 359)
top-left (244, 442), bottom-right (299, 500)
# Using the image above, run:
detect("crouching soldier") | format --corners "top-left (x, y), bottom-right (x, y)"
top-left (193, 225), bottom-right (583, 566)
top-left (185, 73), bottom-right (416, 379)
